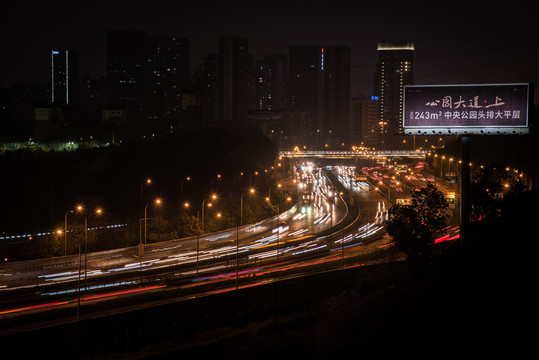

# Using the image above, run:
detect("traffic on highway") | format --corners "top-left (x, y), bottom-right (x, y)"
top-left (1, 160), bottom-right (437, 335)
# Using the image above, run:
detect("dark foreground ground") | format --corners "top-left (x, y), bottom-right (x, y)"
top-left (1, 217), bottom-right (535, 360)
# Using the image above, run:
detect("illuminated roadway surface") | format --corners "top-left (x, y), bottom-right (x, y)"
top-left (0, 163), bottom-right (414, 336)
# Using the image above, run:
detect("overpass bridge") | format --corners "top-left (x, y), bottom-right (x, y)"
top-left (279, 149), bottom-right (427, 159)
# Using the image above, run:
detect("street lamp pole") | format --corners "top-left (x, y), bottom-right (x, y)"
top-left (201, 194), bottom-right (217, 232)
top-left (64, 205), bottom-right (83, 256)
top-left (84, 216), bottom-right (87, 283)
top-left (240, 188), bottom-right (255, 227)
top-left (144, 198), bottom-right (161, 246)
top-left (332, 203), bottom-right (346, 270)
top-left (237, 188), bottom-right (255, 290)
top-left (76, 207), bottom-right (101, 321)
top-left (77, 241), bottom-right (81, 322)
top-left (64, 209), bottom-right (73, 256)
top-left (84, 208), bottom-right (102, 284)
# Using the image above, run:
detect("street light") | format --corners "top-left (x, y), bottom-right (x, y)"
top-left (201, 194), bottom-right (217, 232)
top-left (180, 176), bottom-right (191, 204)
top-left (237, 188), bottom-right (255, 290)
top-left (140, 177), bottom-right (152, 214)
top-left (64, 210), bottom-right (73, 256)
top-left (76, 206), bottom-right (102, 322)
top-left (64, 210), bottom-right (72, 256)
top-left (334, 203), bottom-right (346, 270)
top-left (143, 198), bottom-right (161, 246)
top-left (64, 205), bottom-right (83, 256)
top-left (84, 208), bottom-right (103, 282)
top-left (240, 188), bottom-right (255, 226)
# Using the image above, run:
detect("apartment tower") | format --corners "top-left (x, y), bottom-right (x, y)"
top-left (374, 40), bottom-right (414, 149)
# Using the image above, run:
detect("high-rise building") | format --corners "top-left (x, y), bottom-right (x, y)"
top-left (288, 45), bottom-right (350, 147)
top-left (350, 95), bottom-right (380, 149)
top-left (194, 53), bottom-right (218, 125)
top-left (253, 54), bottom-right (288, 112)
top-left (374, 40), bottom-right (414, 149)
top-left (107, 31), bottom-right (190, 134)
top-left (146, 36), bottom-right (189, 132)
top-left (51, 49), bottom-right (79, 106)
top-left (247, 54), bottom-right (288, 139)
top-left (288, 45), bottom-right (324, 143)
top-left (322, 45), bottom-right (350, 146)
top-left (218, 36), bottom-right (251, 123)
top-left (82, 75), bottom-right (107, 112)
top-left (106, 31), bottom-right (148, 120)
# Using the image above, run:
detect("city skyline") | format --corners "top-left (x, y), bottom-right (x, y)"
top-left (2, 1), bottom-right (538, 103)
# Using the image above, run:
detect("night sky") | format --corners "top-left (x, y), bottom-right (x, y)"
top-left (2, 1), bottom-right (538, 102)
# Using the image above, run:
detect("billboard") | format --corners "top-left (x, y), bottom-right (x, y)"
top-left (403, 83), bottom-right (531, 135)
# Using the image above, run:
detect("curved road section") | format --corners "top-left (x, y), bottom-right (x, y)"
top-left (0, 162), bottom-right (391, 336)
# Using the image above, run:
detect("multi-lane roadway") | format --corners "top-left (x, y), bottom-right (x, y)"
top-left (0, 161), bottom-right (400, 335)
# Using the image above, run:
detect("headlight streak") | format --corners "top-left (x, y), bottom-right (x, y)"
top-left (1, 166), bottom-right (394, 318)
top-left (313, 213), bottom-right (330, 224)
top-left (41, 280), bottom-right (139, 296)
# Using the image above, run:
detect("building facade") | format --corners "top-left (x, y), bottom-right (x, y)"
top-left (146, 36), bottom-right (190, 133)
top-left (322, 45), bottom-right (351, 146)
top-left (373, 40), bottom-right (414, 149)
top-left (350, 95), bottom-right (380, 149)
top-left (288, 45), bottom-right (324, 144)
top-left (51, 49), bottom-right (79, 106)
top-left (106, 30), bottom-right (148, 122)
top-left (288, 45), bottom-right (350, 148)
top-left (106, 31), bottom-right (190, 135)
top-left (218, 36), bottom-right (251, 123)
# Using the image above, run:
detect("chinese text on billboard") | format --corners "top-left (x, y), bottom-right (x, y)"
top-left (403, 83), bottom-right (530, 135)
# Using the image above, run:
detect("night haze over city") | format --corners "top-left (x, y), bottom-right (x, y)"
top-left (1, 1), bottom-right (538, 359)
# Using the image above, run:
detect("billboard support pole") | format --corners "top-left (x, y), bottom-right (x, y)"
top-left (460, 135), bottom-right (471, 244)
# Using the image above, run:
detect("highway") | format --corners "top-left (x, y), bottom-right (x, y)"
top-left (0, 161), bottom-right (395, 336)
top-left (359, 160), bottom-right (461, 236)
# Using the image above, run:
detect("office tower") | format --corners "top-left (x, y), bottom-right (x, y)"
top-left (194, 53), bottom-right (218, 125)
top-left (1, 82), bottom-right (48, 139)
top-left (288, 45), bottom-right (351, 147)
top-left (248, 54), bottom-right (288, 139)
top-left (51, 49), bottom-right (79, 105)
top-left (82, 75), bottom-right (107, 112)
top-left (218, 36), bottom-right (250, 123)
top-left (254, 54), bottom-right (288, 111)
top-left (374, 40), bottom-right (414, 149)
top-left (146, 36), bottom-right (189, 132)
top-left (106, 31), bottom-right (148, 121)
top-left (322, 45), bottom-right (350, 146)
top-left (350, 95), bottom-right (380, 149)
top-left (288, 45), bottom-right (324, 143)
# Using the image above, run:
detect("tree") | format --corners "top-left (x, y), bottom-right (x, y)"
top-left (148, 215), bottom-right (178, 243)
top-left (175, 213), bottom-right (202, 238)
top-left (471, 164), bottom-right (528, 222)
top-left (385, 184), bottom-right (449, 257)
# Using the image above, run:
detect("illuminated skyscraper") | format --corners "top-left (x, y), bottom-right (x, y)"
top-left (374, 40), bottom-right (414, 149)
top-left (51, 49), bottom-right (79, 105)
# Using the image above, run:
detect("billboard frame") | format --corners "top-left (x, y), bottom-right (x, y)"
top-left (403, 83), bottom-right (531, 135)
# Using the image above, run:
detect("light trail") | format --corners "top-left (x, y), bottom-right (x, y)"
top-left (0, 284), bottom-right (167, 317)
